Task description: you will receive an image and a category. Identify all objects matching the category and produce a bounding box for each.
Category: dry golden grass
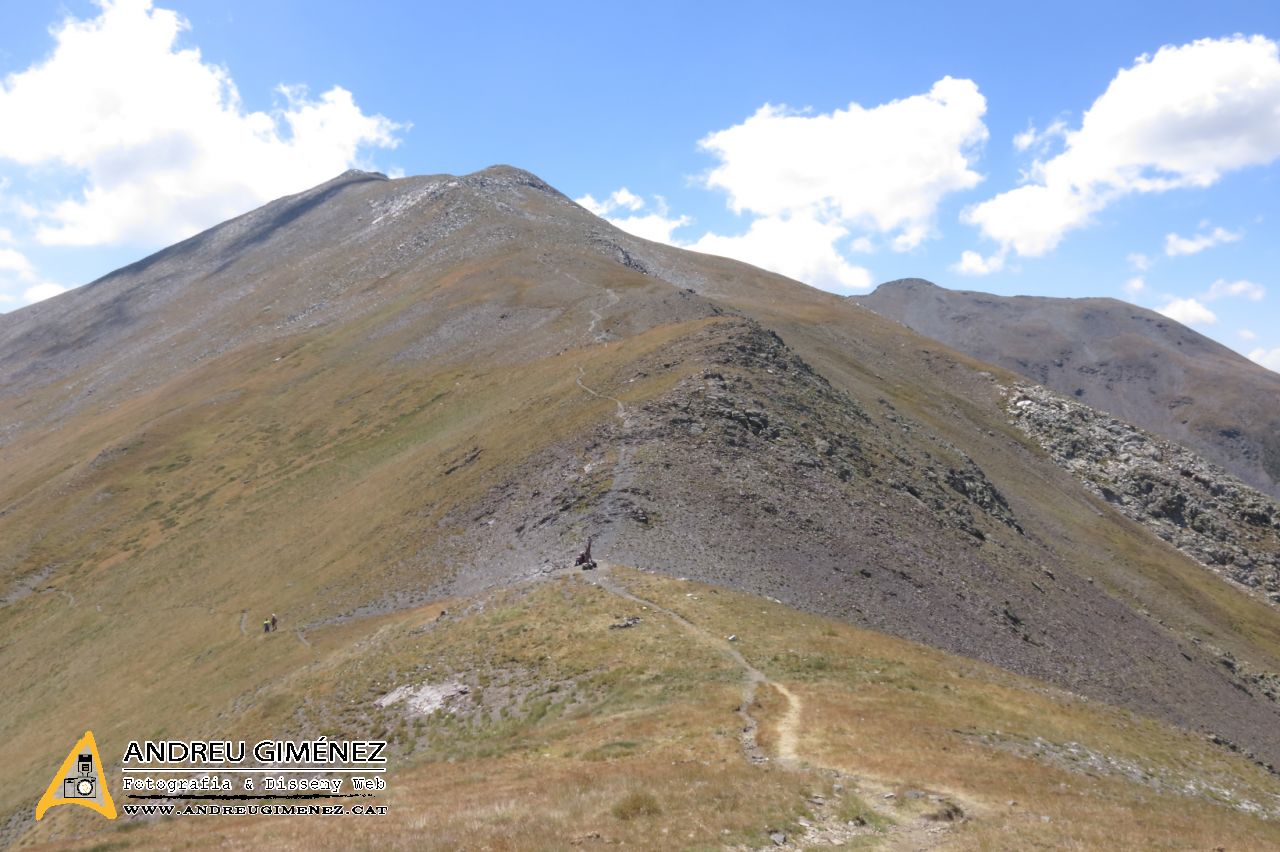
[0,309,722,829]
[21,569,1280,850]
[10,171,1280,852]
[616,569,1280,850]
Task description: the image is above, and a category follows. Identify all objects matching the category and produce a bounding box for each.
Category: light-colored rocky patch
[1006,383,1280,605]
[376,681,470,715]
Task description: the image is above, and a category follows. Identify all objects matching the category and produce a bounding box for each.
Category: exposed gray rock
[1006,384,1280,605]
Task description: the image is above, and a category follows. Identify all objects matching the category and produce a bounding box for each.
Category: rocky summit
[4,168,1280,849]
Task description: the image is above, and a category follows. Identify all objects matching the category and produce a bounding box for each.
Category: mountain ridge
[853,278,1280,498]
[4,168,1280,847]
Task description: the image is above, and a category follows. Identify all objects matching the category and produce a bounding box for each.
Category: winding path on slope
[585,288,619,343]
[573,348,633,555]
[571,282,798,768]
[589,566,973,849]
[588,564,783,766]
[569,287,971,846]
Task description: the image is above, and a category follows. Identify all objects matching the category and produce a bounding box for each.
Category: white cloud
[607,188,644,213]
[1249,347,1280,371]
[1013,119,1067,153]
[576,194,605,215]
[0,247,37,281]
[578,186,873,290]
[577,187,645,216]
[0,0,401,247]
[699,77,988,251]
[687,213,873,294]
[1123,276,1146,297]
[1204,278,1265,301]
[966,35,1280,257]
[579,78,988,295]
[602,210,691,244]
[1158,297,1217,326]
[21,282,66,304]
[0,226,14,244]
[1164,226,1242,256]
[575,189,692,244]
[951,249,1005,276]
[1127,252,1150,271]
[1239,328,1258,340]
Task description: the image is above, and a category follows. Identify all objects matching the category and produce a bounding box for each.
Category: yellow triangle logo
[35,730,116,821]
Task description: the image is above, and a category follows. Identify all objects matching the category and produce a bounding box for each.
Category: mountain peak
[328,168,390,185]
[462,164,567,199]
[873,277,940,293]
[855,279,1280,497]
[6,158,1280,846]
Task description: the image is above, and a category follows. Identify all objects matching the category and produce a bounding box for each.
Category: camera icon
[63,775,96,799]
[63,754,96,799]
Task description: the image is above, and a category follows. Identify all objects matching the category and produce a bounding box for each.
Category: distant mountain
[4,170,1280,846]
[853,278,1280,499]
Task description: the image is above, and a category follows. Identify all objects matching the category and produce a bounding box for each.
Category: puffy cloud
[0,226,14,244]
[0,248,63,305]
[1249,347,1280,371]
[602,210,691,244]
[699,77,988,251]
[0,247,36,281]
[0,0,401,247]
[577,188,645,216]
[951,249,1005,276]
[966,36,1280,257]
[1204,278,1265,301]
[1239,328,1258,341]
[1158,297,1217,326]
[576,189,692,244]
[1164,225,1242,256]
[22,282,67,304]
[1127,252,1150,271]
[577,186,874,290]
[1013,119,1067,153]
[687,213,872,294]
[578,78,988,294]
[1123,276,1146,297]
[964,179,1098,257]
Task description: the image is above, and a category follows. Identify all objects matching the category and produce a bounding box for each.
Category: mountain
[852,277,1280,499]
[4,168,1280,848]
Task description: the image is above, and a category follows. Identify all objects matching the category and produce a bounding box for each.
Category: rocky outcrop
[853,279,1280,499]
[1006,384,1280,604]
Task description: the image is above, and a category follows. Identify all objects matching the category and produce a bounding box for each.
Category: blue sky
[1,1,1279,369]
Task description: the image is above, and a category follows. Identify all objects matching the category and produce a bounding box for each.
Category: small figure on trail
[574,535,597,570]
[262,619,270,634]
[270,613,278,632]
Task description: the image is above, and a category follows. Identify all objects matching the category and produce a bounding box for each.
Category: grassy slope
[7,173,1280,849]
[24,567,1280,850]
[0,293,715,833]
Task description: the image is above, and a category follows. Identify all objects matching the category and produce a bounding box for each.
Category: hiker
[270,613,278,632]
[575,535,596,570]
[262,619,270,634]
